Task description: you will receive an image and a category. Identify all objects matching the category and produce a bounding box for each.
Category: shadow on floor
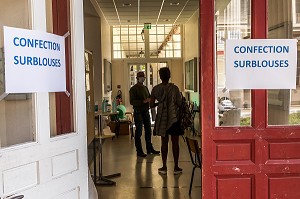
[92,135,202,199]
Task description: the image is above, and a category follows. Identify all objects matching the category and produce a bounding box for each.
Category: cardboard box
[108,120,131,135]
[119,121,131,135]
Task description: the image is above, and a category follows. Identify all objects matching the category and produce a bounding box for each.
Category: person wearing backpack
[150,67,183,175]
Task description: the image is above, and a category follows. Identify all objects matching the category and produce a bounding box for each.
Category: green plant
[240,117,251,126]
[289,112,300,124]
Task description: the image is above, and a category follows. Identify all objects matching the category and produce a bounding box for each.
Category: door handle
[5,196,24,199]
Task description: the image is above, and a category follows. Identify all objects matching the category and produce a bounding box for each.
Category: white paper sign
[4,26,66,93]
[225,39,297,89]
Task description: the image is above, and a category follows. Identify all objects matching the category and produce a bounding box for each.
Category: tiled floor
[95,134,202,199]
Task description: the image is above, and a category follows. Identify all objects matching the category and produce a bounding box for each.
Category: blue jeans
[133,109,153,154]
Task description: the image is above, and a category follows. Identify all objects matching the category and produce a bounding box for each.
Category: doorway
[129,62,168,92]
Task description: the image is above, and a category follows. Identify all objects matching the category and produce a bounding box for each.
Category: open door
[85,50,95,145]
[201,0,300,198]
[0,0,88,198]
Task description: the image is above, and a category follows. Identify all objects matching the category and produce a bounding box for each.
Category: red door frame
[201,0,300,198]
[52,0,74,134]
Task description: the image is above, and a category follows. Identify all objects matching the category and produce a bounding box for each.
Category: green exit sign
[144,23,151,29]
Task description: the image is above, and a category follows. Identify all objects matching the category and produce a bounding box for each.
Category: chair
[185,136,202,195]
[107,114,120,137]
[125,112,135,139]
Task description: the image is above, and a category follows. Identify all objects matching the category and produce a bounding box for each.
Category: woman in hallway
[150,67,183,175]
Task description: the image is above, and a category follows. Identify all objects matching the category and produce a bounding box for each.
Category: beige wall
[85,0,111,106]
[183,10,200,133]
[100,17,111,102]
[184,10,199,63]
[84,16,101,103]
[183,10,199,104]
[170,59,184,90]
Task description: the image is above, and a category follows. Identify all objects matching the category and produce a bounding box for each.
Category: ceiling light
[170,2,180,6]
[122,3,132,6]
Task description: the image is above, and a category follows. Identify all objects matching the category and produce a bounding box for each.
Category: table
[93,111,121,186]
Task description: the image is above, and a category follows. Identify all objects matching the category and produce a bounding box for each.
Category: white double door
[0,0,89,198]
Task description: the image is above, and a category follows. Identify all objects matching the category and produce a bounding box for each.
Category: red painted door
[201,0,300,198]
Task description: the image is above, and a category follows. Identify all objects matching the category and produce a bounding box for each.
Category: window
[215,0,252,127]
[267,0,300,126]
[112,25,181,58]
[49,0,74,136]
[0,0,36,148]
[112,25,145,59]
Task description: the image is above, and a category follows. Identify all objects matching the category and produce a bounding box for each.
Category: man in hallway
[129,71,160,157]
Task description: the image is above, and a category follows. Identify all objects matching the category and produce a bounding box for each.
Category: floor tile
[95,134,202,199]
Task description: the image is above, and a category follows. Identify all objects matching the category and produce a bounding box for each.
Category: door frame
[200,0,280,198]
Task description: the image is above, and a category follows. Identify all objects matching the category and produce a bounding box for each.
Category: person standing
[150,67,183,175]
[129,71,160,157]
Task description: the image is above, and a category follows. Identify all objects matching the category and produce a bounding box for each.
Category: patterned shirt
[151,83,182,136]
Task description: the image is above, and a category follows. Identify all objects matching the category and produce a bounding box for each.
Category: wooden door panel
[268,140,300,159]
[269,175,300,199]
[217,176,253,199]
[215,140,254,162]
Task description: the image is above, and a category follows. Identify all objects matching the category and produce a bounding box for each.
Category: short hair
[159,67,170,81]
[136,71,145,77]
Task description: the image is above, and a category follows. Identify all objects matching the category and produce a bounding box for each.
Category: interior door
[201,0,300,198]
[0,0,88,198]
[85,50,95,145]
[129,63,146,88]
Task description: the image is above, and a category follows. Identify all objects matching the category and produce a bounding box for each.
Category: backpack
[179,96,193,131]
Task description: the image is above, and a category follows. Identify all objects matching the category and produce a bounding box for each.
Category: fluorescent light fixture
[170,2,180,6]
[122,3,132,6]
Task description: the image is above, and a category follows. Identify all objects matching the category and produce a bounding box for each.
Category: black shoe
[137,152,147,157]
[174,167,183,175]
[147,149,160,155]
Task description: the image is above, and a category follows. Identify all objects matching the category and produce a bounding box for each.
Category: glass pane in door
[47,0,75,136]
[215,0,252,127]
[267,0,300,125]
[0,0,36,148]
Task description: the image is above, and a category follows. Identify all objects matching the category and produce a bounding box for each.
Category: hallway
[95,135,201,199]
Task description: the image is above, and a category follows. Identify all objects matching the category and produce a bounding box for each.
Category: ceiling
[92,0,199,26]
